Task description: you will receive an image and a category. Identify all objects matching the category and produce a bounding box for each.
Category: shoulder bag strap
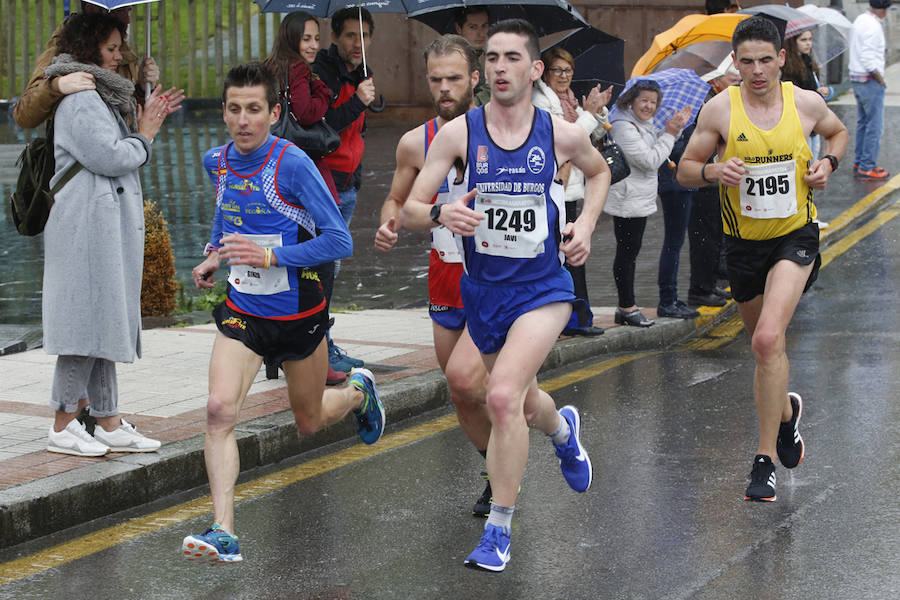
[46,111,84,196]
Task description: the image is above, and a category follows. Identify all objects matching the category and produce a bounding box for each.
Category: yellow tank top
[720,82,815,240]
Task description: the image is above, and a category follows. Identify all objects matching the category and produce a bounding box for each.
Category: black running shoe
[776,392,804,469]
[472,471,491,518]
[745,455,777,502]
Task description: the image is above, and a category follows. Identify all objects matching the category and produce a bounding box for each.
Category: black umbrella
[542,26,626,102]
[408,0,588,38]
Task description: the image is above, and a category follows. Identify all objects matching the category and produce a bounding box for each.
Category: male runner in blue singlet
[375,35,493,517]
[401,20,611,572]
[182,63,384,565]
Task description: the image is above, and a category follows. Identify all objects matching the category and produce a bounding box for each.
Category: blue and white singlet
[460,106,567,284]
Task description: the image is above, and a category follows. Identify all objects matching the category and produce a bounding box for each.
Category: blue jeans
[337,187,358,227]
[333,187,358,278]
[658,190,692,306]
[852,80,885,171]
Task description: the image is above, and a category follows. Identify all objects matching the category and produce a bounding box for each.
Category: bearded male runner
[374,35,494,517]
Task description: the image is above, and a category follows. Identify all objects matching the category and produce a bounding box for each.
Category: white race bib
[227,233,290,295]
[431,225,462,263]
[473,192,547,259]
[739,160,798,219]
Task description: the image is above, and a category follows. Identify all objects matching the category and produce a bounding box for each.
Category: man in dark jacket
[314,7,376,220]
[453,6,491,106]
[313,7,377,372]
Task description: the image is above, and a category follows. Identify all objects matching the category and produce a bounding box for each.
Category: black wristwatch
[430,204,442,225]
[824,154,839,172]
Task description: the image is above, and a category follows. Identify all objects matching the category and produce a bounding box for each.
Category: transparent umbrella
[796,3,852,66]
[650,40,734,79]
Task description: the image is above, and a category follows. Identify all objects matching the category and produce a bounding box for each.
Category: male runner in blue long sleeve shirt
[182,63,384,565]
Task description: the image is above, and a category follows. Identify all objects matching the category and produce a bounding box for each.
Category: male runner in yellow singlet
[678,17,848,501]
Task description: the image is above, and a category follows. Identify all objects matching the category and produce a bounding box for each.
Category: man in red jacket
[313,7,378,373]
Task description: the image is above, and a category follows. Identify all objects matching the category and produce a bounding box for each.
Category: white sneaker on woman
[93,418,161,452]
[47,420,110,457]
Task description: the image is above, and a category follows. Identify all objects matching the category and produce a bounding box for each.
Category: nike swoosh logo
[308,324,320,335]
[495,545,510,563]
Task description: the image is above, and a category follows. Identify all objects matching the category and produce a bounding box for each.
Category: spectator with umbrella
[532,46,612,335]
[313,7,379,374]
[453,6,492,105]
[604,80,692,327]
[781,28,834,159]
[13,0,171,130]
[43,11,175,457]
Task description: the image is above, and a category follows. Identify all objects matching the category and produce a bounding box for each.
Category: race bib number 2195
[739,160,798,219]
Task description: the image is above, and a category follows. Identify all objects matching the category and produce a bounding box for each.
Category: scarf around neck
[44,53,137,123]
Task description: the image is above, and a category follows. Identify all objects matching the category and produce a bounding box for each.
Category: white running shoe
[93,418,161,452]
[47,420,110,457]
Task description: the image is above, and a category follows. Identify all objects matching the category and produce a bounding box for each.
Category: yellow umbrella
[631,13,749,77]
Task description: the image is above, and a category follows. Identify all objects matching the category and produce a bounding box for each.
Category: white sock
[549,412,571,445]
[486,503,514,532]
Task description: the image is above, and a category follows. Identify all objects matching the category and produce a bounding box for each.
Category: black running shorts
[724,221,821,303]
[213,302,327,365]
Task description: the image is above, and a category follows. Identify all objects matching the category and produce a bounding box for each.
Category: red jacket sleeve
[289,61,331,126]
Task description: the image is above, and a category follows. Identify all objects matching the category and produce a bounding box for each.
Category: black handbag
[599,135,630,185]
[271,75,340,158]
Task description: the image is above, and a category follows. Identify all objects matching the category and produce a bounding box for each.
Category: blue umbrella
[608,68,709,133]
[408,0,587,38]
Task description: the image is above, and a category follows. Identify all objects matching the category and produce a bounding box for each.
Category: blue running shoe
[329,340,364,372]
[182,524,242,564]
[349,368,384,445]
[465,524,511,572]
[553,405,592,492]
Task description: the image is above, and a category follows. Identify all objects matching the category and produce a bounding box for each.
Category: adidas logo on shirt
[737,133,749,142]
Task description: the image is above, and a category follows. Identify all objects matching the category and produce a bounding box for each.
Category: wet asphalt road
[0,200,896,598]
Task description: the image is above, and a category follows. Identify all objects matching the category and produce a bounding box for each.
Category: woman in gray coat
[43,12,173,456]
[604,81,691,327]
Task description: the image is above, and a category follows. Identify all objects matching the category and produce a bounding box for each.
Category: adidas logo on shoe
[736,132,749,142]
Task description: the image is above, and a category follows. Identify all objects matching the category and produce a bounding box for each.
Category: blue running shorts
[460,268,576,355]
[429,303,467,331]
